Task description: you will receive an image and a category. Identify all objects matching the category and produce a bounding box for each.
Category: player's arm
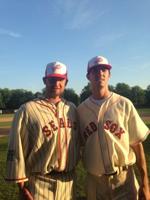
[18,182,34,200]
[131,142,150,200]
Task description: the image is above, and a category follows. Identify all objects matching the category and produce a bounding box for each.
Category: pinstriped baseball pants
[86,166,139,200]
[20,173,76,200]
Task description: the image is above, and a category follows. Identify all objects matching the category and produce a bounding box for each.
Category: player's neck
[45,96,61,104]
[92,88,111,100]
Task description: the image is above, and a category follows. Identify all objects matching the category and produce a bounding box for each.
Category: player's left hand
[138,185,150,200]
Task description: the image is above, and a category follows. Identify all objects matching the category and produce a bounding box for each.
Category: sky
[0,0,150,95]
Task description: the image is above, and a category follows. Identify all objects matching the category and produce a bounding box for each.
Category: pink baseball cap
[87,56,112,74]
[44,61,68,79]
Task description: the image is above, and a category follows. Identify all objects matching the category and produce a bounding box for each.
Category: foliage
[131,86,146,106]
[115,83,131,99]
[0,88,35,110]
[0,137,19,200]
[80,83,91,103]
[0,83,150,110]
[79,82,150,107]
[63,88,80,106]
[145,85,150,107]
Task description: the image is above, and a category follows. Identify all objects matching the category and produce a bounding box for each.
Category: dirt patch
[0,117,13,122]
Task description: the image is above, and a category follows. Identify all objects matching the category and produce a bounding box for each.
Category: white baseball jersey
[6,98,79,183]
[77,92,149,177]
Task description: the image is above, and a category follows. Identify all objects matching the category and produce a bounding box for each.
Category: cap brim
[46,74,67,79]
[87,64,112,74]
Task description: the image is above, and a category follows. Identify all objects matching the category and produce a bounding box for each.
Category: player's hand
[20,187,34,200]
[138,185,150,200]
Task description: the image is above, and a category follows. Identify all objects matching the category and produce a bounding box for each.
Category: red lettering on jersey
[49,120,58,131]
[83,122,97,141]
[67,118,72,128]
[104,120,125,139]
[42,125,52,137]
[85,126,92,135]
[59,118,65,128]
[103,120,111,130]
[110,123,118,133]
[89,122,97,132]
[115,127,125,139]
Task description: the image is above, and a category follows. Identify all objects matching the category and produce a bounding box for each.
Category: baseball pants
[86,166,139,200]
[19,172,76,200]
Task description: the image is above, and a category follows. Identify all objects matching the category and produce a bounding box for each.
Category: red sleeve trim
[5,177,28,183]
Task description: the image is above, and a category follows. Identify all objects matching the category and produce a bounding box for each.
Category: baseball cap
[44,61,68,79]
[87,56,112,74]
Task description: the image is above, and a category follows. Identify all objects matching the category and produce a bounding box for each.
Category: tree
[80,83,91,103]
[109,85,116,92]
[131,86,146,107]
[0,88,12,109]
[63,88,79,106]
[145,85,150,107]
[6,89,35,109]
[0,91,4,109]
[115,83,131,100]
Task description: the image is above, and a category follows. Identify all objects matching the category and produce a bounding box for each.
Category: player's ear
[65,80,68,86]
[43,77,46,84]
[86,73,90,80]
[109,70,111,78]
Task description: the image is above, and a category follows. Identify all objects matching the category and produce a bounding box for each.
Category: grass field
[0,109,150,199]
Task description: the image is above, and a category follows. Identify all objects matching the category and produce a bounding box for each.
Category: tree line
[0,83,150,111]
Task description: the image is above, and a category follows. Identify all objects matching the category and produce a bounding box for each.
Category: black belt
[32,170,75,182]
[47,169,75,176]
[104,166,129,176]
[104,171,117,176]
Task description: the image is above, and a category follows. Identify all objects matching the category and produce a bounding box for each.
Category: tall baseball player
[77,55,150,200]
[6,61,79,200]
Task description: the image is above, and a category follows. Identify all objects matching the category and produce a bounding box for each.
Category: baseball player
[77,55,150,200]
[6,61,79,200]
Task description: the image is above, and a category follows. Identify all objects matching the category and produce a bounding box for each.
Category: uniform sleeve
[128,103,149,145]
[5,105,29,183]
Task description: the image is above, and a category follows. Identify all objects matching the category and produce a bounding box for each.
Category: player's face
[88,66,110,89]
[45,77,67,98]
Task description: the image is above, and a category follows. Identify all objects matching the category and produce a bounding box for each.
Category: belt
[32,169,75,182]
[104,166,129,176]
[47,169,75,176]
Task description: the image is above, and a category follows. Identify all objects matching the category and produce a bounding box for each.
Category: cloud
[0,28,22,38]
[51,0,107,29]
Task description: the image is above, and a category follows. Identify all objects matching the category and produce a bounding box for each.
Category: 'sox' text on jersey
[104,120,125,139]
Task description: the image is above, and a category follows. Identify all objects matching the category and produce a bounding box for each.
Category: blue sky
[0,0,150,95]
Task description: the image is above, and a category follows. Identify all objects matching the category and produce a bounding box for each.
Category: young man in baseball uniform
[77,55,150,200]
[6,61,79,200]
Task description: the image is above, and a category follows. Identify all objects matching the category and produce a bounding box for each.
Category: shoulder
[113,92,133,106]
[16,98,41,114]
[77,98,90,110]
[62,99,77,110]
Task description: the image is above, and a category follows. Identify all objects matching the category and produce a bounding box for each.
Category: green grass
[0,137,19,200]
[138,108,150,115]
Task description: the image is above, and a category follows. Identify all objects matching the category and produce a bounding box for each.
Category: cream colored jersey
[77,92,149,176]
[6,98,79,183]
